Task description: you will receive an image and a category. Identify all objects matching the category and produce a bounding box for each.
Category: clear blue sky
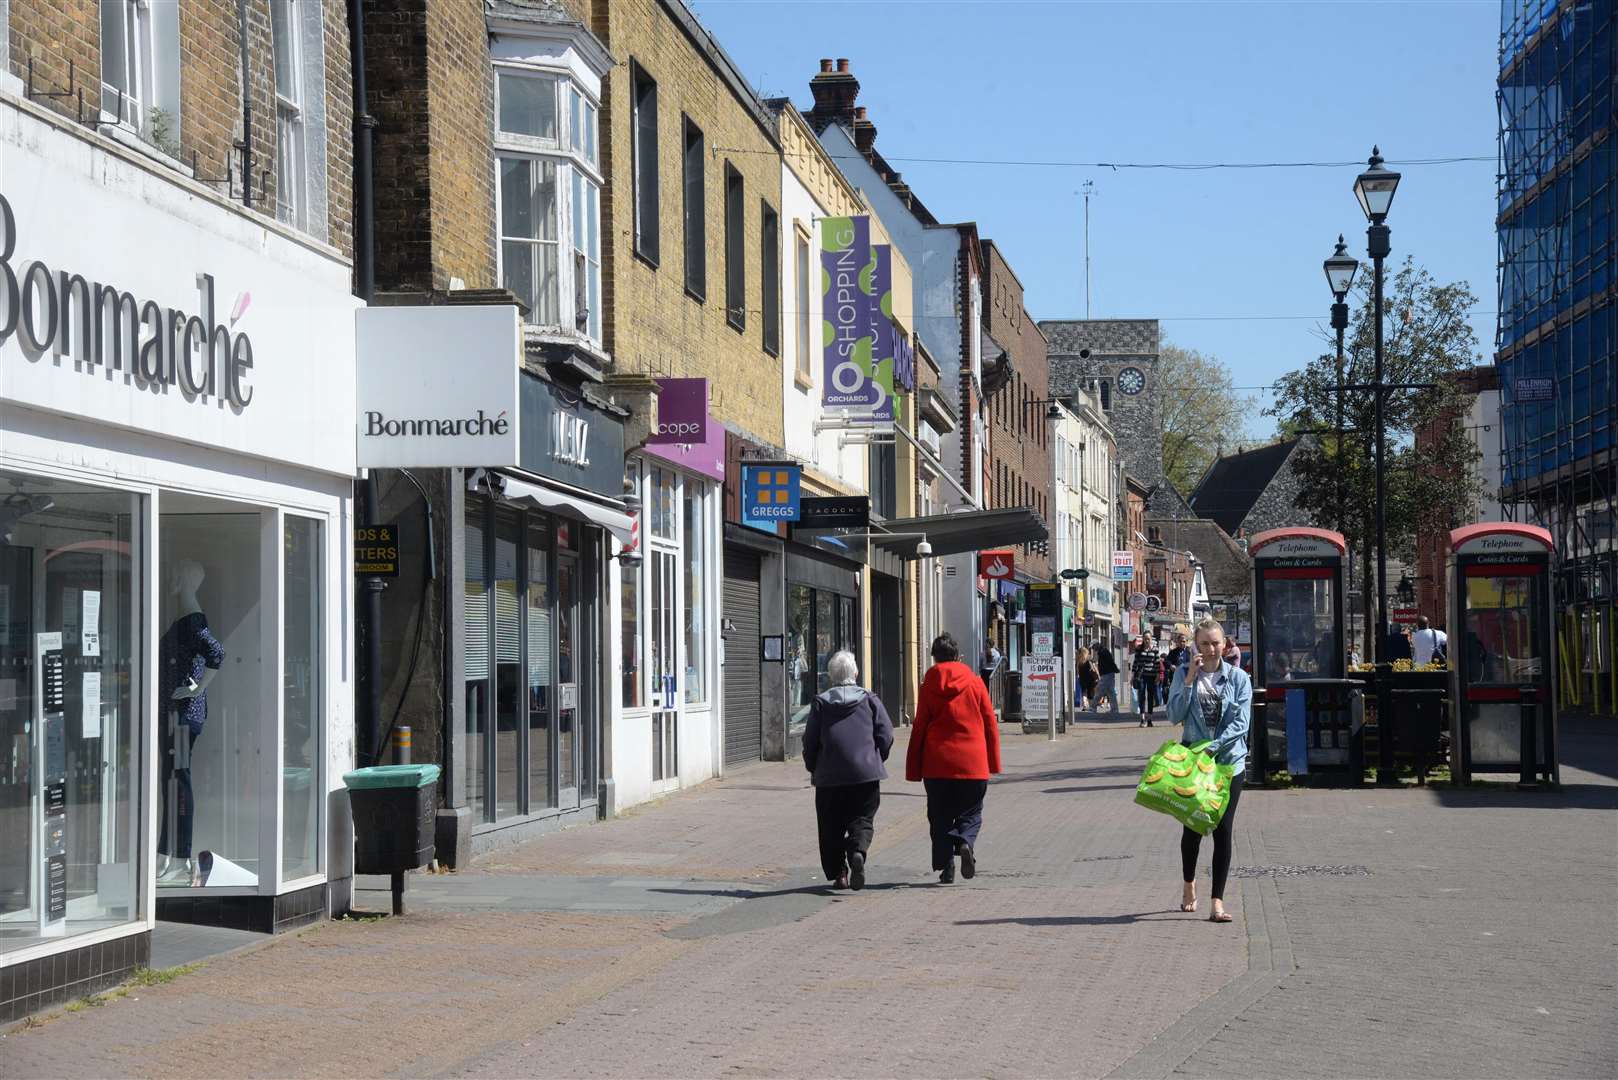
[688,0,1501,439]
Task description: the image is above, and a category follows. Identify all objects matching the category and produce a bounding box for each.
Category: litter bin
[342,763,441,914]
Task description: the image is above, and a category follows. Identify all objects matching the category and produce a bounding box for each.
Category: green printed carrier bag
[1133,740,1238,836]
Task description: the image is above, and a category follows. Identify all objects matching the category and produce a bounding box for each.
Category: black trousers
[158,728,198,859]
[923,778,988,871]
[1181,774,1244,900]
[814,781,881,881]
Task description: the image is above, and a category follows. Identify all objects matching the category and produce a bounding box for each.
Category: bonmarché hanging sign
[0,192,256,408]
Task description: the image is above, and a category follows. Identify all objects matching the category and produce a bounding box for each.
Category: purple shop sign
[649,377,709,444]
[819,216,880,412]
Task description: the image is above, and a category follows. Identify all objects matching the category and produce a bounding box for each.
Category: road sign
[1112,550,1135,582]
[1515,376,1555,403]
[1145,595,1162,613]
[1128,592,1148,611]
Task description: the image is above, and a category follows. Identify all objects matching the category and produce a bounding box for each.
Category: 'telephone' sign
[742,465,801,524]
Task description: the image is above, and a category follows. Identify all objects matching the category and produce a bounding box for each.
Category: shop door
[871,573,902,723]
[722,549,763,767]
[650,549,679,785]
[556,553,580,811]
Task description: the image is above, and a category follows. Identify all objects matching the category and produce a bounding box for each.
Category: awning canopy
[871,507,1047,560]
[500,473,634,545]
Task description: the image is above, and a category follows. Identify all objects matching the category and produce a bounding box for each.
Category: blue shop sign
[742,465,801,525]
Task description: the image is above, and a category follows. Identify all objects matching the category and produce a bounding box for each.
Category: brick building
[3,0,362,1014]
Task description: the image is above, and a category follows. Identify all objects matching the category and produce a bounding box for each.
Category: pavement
[2,712,1614,1079]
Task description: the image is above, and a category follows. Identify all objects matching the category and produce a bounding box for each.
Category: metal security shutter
[722,548,763,766]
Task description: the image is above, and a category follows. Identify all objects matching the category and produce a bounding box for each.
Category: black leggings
[1180,773,1244,900]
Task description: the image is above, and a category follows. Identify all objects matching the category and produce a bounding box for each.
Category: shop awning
[870,507,1047,560]
[500,473,635,545]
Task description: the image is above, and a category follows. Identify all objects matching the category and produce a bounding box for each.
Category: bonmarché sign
[1,192,257,408]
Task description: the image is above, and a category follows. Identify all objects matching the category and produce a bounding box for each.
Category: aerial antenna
[1082,180,1096,319]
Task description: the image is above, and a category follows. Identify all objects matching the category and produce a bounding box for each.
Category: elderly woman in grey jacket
[803,651,894,890]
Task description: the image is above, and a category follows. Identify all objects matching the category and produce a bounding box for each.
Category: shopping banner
[819,216,883,413]
[867,245,897,422]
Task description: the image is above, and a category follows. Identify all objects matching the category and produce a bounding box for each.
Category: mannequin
[157,559,225,885]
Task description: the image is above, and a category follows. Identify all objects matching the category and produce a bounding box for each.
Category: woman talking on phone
[1165,617,1252,923]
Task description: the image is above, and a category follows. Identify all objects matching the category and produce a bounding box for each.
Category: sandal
[1179,892,1197,913]
[1208,910,1233,923]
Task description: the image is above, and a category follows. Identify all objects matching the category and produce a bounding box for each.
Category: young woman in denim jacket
[1165,617,1251,923]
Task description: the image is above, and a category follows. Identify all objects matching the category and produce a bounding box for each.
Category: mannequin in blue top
[1165,617,1251,924]
[158,559,226,884]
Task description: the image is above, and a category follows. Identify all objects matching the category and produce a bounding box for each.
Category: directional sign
[1022,655,1061,715]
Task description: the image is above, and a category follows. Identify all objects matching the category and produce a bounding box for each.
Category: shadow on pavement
[997,764,1143,785]
[954,912,1183,927]
[1043,784,1141,794]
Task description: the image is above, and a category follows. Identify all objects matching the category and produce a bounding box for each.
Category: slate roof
[485,0,579,26]
[1147,516,1251,598]
[1146,484,1196,519]
[1038,319,1160,357]
[1187,439,1300,535]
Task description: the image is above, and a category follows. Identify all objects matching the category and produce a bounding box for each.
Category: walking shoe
[848,851,866,891]
[956,842,976,880]
[939,862,955,884]
[833,873,849,889]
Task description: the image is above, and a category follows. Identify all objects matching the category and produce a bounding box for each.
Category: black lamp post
[1353,146,1401,661]
[1323,235,1360,542]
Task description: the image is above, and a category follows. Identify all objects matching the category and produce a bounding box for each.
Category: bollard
[392,725,412,765]
[1375,664,1398,784]
[1518,686,1538,787]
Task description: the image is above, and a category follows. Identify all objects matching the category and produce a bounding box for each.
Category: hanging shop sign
[648,377,709,444]
[1,122,358,477]
[518,373,627,494]
[894,328,916,394]
[354,524,400,578]
[357,305,521,468]
[742,464,802,524]
[979,550,1015,580]
[819,216,885,415]
[1112,550,1136,581]
[797,496,869,529]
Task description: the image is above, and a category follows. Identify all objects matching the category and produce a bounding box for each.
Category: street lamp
[1353,146,1400,663]
[1324,235,1359,611]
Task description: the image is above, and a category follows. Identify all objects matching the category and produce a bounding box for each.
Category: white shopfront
[1,96,356,1002]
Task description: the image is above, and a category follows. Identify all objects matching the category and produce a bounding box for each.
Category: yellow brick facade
[592,0,783,445]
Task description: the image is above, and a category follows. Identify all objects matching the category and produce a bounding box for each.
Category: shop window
[650,467,676,541]
[683,480,708,704]
[528,515,553,810]
[464,497,489,823]
[683,118,706,299]
[270,0,307,229]
[786,583,858,732]
[282,515,322,883]
[1,471,141,954]
[621,464,644,709]
[495,66,603,343]
[157,505,263,888]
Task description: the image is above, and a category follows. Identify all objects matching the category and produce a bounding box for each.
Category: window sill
[763,342,780,359]
[726,314,745,334]
[101,117,195,179]
[633,247,660,271]
[794,372,814,392]
[685,285,706,305]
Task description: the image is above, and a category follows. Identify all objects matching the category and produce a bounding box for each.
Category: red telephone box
[1447,523,1557,785]
[1250,528,1348,688]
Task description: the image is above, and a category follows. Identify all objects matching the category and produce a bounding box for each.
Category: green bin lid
[342,764,442,790]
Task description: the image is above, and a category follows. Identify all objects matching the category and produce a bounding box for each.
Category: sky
[687,0,1502,439]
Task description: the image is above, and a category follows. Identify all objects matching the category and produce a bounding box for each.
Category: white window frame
[271,0,308,230]
[494,63,603,346]
[100,0,155,132]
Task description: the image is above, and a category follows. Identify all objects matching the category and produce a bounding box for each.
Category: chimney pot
[819,58,833,73]
[837,58,850,72]
[854,106,867,119]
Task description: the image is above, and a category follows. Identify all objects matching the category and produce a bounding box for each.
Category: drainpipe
[348,0,381,761]
[236,0,253,207]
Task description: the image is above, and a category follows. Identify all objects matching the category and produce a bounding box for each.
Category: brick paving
[3,719,1614,1079]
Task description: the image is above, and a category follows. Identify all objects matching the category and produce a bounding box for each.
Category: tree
[1158,344,1251,495]
[1268,257,1485,655]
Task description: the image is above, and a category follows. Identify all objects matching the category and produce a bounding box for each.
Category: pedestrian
[1092,639,1121,715]
[1163,633,1189,703]
[1132,636,1161,724]
[1166,617,1252,924]
[1076,646,1099,710]
[1411,615,1448,667]
[802,651,894,891]
[907,632,1002,884]
[1223,637,1244,672]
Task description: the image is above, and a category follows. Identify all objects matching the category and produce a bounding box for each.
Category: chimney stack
[852,105,877,155]
[807,57,860,133]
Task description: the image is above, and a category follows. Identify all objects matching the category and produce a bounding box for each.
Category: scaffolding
[1496,0,1616,715]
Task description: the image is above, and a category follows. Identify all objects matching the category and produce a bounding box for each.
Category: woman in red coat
[906,632,1002,883]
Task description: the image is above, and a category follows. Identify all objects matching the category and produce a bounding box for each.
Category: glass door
[556,553,579,810]
[650,549,678,784]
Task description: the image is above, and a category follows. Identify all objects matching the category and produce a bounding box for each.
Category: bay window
[495,65,603,344]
